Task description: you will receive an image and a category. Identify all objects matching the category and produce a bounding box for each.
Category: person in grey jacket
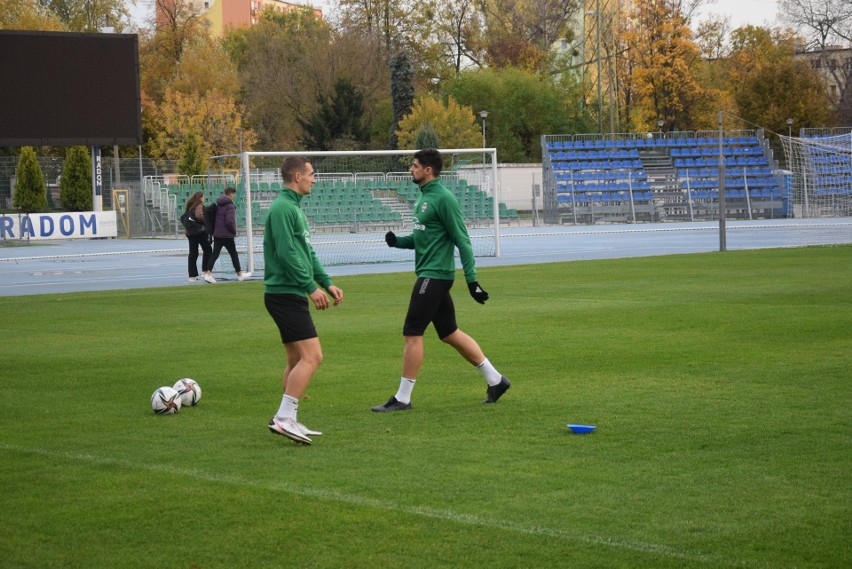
[208,186,251,282]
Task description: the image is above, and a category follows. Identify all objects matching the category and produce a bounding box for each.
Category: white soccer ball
[173,378,202,407]
[151,386,182,415]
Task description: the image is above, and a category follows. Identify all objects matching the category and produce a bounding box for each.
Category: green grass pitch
[1,246,850,568]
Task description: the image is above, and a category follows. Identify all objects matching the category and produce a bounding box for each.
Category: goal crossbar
[208,148,500,273]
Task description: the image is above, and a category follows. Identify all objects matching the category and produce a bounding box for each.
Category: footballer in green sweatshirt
[264,157,343,446]
[392,177,477,284]
[373,148,511,413]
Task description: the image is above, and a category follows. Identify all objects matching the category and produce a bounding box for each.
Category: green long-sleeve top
[263,188,333,296]
[393,178,477,283]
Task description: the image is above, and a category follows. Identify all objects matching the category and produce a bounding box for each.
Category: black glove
[468,281,489,304]
[385,231,397,247]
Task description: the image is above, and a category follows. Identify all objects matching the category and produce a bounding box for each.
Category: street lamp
[479,110,488,148]
[657,119,664,138]
[786,118,793,138]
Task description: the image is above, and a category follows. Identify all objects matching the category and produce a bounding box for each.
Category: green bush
[13,146,48,213]
[60,146,93,211]
[178,133,205,177]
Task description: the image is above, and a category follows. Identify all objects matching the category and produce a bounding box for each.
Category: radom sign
[1,211,118,240]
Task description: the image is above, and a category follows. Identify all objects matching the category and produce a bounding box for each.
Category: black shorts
[265,293,318,344]
[403,278,458,339]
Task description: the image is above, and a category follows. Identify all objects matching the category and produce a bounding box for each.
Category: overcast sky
[698,0,779,29]
[128,0,780,33]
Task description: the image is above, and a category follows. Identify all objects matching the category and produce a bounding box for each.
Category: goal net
[206,149,500,274]
[779,131,852,218]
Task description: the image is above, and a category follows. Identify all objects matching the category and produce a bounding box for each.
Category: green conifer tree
[414,122,440,150]
[13,147,48,214]
[178,133,205,177]
[60,146,93,211]
[389,52,414,149]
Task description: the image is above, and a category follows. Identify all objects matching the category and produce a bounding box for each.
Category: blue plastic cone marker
[567,424,597,434]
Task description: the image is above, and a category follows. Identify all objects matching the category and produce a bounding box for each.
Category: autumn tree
[138,2,252,161]
[621,0,719,132]
[139,0,208,104]
[445,67,581,161]
[147,89,255,166]
[780,0,852,122]
[170,39,241,99]
[14,147,48,213]
[780,0,852,47]
[478,0,581,70]
[38,0,132,32]
[226,10,328,149]
[298,78,370,151]
[59,146,92,211]
[728,26,832,131]
[229,8,388,150]
[395,96,480,150]
[323,28,392,147]
[433,0,486,73]
[335,0,459,83]
[0,0,66,30]
[694,17,732,61]
[336,0,435,60]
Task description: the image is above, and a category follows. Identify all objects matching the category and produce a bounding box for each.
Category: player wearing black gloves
[467,281,489,304]
[372,149,510,412]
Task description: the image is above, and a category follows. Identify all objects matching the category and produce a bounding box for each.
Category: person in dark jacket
[208,186,251,281]
[183,191,214,283]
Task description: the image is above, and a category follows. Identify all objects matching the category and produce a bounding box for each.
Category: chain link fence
[0,155,180,238]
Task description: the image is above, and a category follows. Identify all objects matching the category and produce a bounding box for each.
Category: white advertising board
[0,211,118,240]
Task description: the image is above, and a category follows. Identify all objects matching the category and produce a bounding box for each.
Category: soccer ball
[151,386,182,415]
[173,378,202,407]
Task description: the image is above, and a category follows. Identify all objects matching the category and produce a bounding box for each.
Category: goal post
[779,131,852,218]
[205,148,501,274]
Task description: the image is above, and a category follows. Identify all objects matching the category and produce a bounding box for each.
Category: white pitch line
[498,220,852,239]
[0,248,186,262]
[0,443,759,568]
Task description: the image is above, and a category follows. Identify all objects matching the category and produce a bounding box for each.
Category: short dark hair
[224,186,236,196]
[413,148,442,176]
[281,157,310,183]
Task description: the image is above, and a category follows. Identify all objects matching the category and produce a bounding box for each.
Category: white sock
[476,358,503,386]
[394,377,416,404]
[275,394,299,421]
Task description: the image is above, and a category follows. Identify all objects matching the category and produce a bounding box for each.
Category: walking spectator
[182,191,214,283]
[209,186,251,282]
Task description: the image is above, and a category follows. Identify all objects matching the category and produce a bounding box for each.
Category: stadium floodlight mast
[586,3,603,133]
[718,111,727,251]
